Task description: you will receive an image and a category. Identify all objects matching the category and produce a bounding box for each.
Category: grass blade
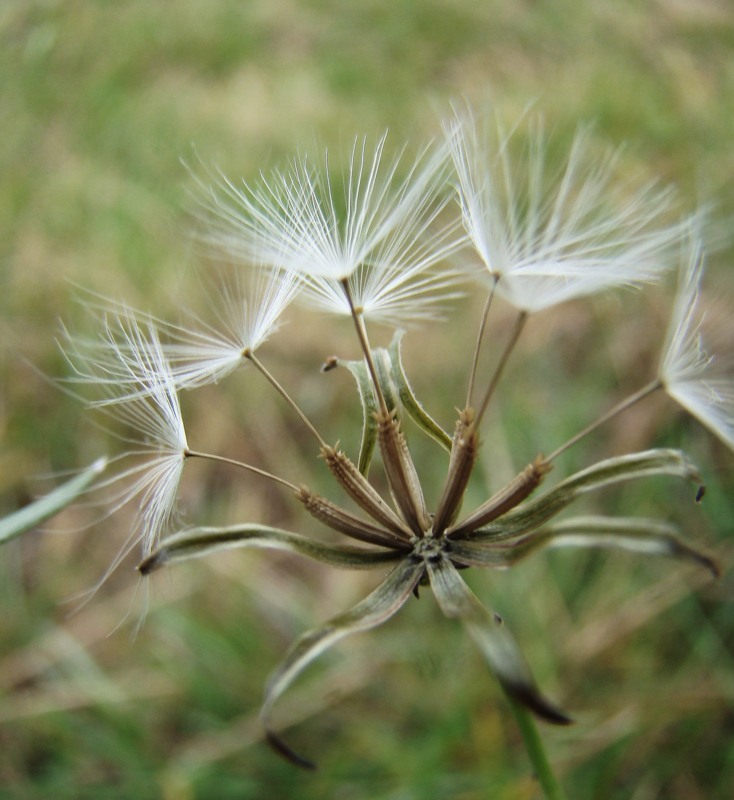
[0,457,107,545]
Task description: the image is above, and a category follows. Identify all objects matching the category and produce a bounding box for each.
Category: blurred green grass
[2,1,734,798]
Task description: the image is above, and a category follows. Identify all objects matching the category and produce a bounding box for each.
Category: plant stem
[505,693,568,800]
[473,309,528,429]
[245,351,327,448]
[545,379,662,463]
[465,278,498,409]
[340,278,390,417]
[185,449,300,493]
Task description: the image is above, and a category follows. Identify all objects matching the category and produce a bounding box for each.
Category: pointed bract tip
[507,683,574,726]
[697,552,720,580]
[137,552,162,576]
[266,730,317,770]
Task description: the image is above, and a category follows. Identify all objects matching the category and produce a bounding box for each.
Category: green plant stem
[505,693,568,800]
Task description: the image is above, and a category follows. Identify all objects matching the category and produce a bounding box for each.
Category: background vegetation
[1,1,733,798]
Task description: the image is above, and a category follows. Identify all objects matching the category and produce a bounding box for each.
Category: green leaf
[261,556,424,768]
[427,555,571,725]
[449,515,719,576]
[461,449,701,542]
[388,330,451,451]
[0,457,107,545]
[138,524,404,575]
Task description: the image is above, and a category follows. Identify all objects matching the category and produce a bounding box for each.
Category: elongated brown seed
[321,445,412,539]
[432,409,479,535]
[296,487,411,550]
[376,410,430,536]
[447,455,552,538]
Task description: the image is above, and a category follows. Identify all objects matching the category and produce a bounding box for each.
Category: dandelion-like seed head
[195,135,467,325]
[445,107,688,312]
[66,314,190,554]
[159,265,303,389]
[23,106,729,776]
[660,236,734,449]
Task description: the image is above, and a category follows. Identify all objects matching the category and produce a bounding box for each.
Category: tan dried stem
[244,350,327,448]
[465,278,499,409]
[185,449,300,492]
[339,278,389,417]
[473,309,529,430]
[545,379,663,463]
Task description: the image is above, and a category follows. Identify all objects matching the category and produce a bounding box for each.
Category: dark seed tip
[535,702,574,727]
[137,554,158,575]
[507,684,574,726]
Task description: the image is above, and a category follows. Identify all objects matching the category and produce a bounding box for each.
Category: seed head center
[413,535,445,563]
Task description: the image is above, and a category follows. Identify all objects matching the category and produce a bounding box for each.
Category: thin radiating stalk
[474,309,528,428]
[506,692,569,800]
[545,380,662,463]
[340,278,390,416]
[465,278,498,409]
[186,449,300,493]
[245,351,328,448]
